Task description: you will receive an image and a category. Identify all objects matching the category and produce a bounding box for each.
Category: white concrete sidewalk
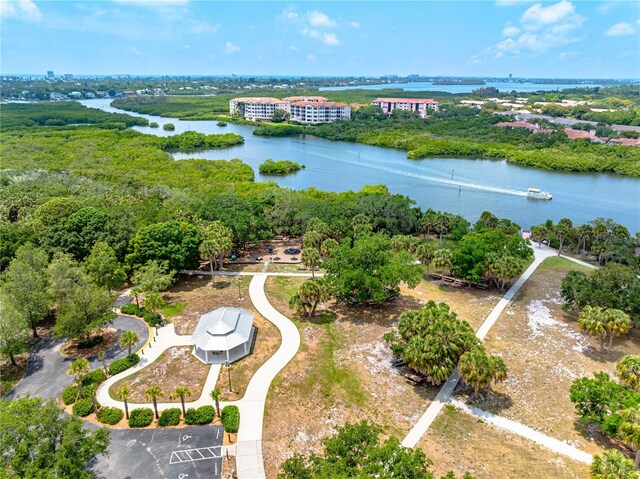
[402,245,556,448]
[449,399,593,464]
[96,324,222,411]
[180,269,322,278]
[233,274,301,479]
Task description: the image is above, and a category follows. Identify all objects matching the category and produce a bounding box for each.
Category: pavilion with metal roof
[191,307,255,364]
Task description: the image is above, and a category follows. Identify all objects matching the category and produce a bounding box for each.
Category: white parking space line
[169,447,222,465]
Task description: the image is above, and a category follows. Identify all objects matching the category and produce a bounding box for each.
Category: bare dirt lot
[109,346,210,403]
[261,275,501,478]
[473,257,640,455]
[420,405,590,479]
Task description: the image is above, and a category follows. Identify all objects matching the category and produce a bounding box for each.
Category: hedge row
[158,408,181,427]
[120,304,146,316]
[109,354,140,375]
[184,406,215,425]
[62,386,80,405]
[82,369,107,386]
[128,408,154,428]
[97,407,124,425]
[72,398,94,417]
[221,405,240,433]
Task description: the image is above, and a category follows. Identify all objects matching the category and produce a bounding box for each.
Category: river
[80,99,640,232]
[320,81,615,94]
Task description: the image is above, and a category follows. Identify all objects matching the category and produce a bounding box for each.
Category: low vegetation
[128,407,154,427]
[258,159,304,175]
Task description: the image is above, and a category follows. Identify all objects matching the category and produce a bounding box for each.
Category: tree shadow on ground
[455,386,514,414]
[329,295,425,328]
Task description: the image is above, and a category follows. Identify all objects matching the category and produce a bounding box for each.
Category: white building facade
[229,97,289,121]
[372,97,439,118]
[289,101,351,124]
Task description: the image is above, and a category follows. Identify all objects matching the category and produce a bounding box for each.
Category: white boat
[527,188,552,200]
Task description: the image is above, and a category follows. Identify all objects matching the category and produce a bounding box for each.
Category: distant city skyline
[1,1,639,79]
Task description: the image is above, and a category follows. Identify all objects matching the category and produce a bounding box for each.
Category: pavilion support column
[206,350,209,363]
[226,350,230,363]
[244,342,247,354]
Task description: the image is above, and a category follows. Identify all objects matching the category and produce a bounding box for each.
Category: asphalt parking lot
[93,425,224,479]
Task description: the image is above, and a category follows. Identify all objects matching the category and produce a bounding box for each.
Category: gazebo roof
[191,307,254,352]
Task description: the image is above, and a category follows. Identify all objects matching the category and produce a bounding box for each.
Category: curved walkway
[5,315,148,401]
[232,274,301,479]
[96,325,224,411]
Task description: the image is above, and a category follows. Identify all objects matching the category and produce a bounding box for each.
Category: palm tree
[98,350,109,377]
[303,230,322,254]
[458,348,507,399]
[617,355,640,391]
[590,449,637,479]
[576,224,592,254]
[433,213,452,244]
[131,287,142,308]
[116,385,130,420]
[321,238,339,258]
[578,306,607,350]
[85,383,98,413]
[120,330,139,356]
[144,293,165,314]
[145,386,164,419]
[301,248,321,279]
[433,249,453,276]
[554,218,574,256]
[619,407,640,470]
[174,387,192,417]
[297,279,329,317]
[419,210,437,239]
[210,388,222,418]
[67,358,90,400]
[603,309,632,352]
[415,243,435,274]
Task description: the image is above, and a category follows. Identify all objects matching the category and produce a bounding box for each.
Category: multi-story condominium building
[289,101,351,124]
[372,97,439,118]
[282,96,329,103]
[229,97,289,121]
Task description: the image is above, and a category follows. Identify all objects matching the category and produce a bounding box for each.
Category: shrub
[77,335,104,349]
[163,123,175,131]
[158,407,181,427]
[143,313,162,327]
[149,122,159,128]
[82,369,107,386]
[97,407,124,425]
[184,405,215,425]
[217,121,227,127]
[62,385,79,405]
[221,405,240,433]
[120,304,146,317]
[128,408,154,427]
[109,354,140,375]
[72,398,94,417]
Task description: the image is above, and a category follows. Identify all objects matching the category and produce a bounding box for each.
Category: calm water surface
[320,81,613,94]
[81,99,640,232]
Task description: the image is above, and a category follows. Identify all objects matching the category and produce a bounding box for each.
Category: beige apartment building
[372,97,439,118]
[289,101,351,124]
[229,97,289,120]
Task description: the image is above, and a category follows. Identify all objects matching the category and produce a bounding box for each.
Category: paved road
[93,425,224,479]
[5,315,148,400]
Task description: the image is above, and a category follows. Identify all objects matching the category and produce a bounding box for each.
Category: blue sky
[1,0,638,78]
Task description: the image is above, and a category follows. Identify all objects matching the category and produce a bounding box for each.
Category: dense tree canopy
[324,233,423,304]
[0,396,110,478]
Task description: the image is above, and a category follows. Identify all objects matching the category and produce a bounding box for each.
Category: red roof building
[372,97,439,118]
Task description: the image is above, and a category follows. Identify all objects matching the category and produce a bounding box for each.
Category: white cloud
[301,27,340,46]
[349,20,360,28]
[503,25,520,36]
[558,51,576,60]
[605,22,636,36]
[521,1,576,27]
[189,20,219,35]
[0,0,42,22]
[307,53,316,61]
[130,46,142,55]
[224,41,240,54]
[308,10,335,27]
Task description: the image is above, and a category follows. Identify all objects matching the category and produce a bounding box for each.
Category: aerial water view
[2,1,640,478]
